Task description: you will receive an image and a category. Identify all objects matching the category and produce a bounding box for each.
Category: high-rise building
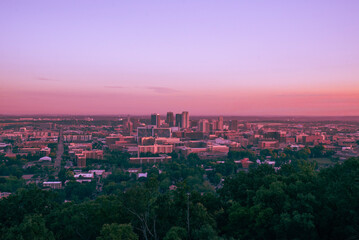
[166,112,175,127]
[230,119,238,131]
[124,116,133,134]
[175,113,182,128]
[151,113,160,127]
[199,119,210,133]
[217,116,223,130]
[181,111,189,129]
[210,120,217,133]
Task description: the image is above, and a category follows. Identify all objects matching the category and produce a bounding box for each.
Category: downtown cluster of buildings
[104,112,359,164]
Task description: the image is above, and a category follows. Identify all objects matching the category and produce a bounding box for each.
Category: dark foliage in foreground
[1,158,359,240]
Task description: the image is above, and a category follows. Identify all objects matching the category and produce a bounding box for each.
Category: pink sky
[1,1,359,116]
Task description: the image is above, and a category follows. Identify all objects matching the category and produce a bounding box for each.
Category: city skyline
[1,1,359,116]
[2,2,359,239]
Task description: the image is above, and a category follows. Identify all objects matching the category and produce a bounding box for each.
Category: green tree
[228,150,256,161]
[3,214,55,240]
[0,188,60,238]
[163,227,187,240]
[296,147,311,159]
[64,181,96,202]
[97,223,138,240]
[187,153,200,167]
[0,176,25,192]
[311,144,325,158]
[123,184,159,240]
[106,151,131,168]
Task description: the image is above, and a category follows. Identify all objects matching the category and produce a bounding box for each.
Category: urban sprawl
[1,112,358,198]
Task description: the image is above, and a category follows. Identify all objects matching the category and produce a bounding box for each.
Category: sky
[1,0,359,116]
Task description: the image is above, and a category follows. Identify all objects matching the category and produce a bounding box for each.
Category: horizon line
[1,114,359,118]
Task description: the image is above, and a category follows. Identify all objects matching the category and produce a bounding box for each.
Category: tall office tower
[199,119,210,133]
[166,112,175,127]
[151,113,160,127]
[124,116,133,133]
[175,113,182,128]
[230,119,238,131]
[181,111,190,129]
[210,120,217,133]
[217,116,224,130]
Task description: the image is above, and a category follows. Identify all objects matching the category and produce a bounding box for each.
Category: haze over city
[1,0,359,116]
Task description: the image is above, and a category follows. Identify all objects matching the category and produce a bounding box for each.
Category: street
[55,128,64,176]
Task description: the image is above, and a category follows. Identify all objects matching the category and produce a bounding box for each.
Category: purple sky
[1,1,359,115]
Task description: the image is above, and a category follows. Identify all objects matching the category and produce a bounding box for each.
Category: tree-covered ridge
[1,157,359,240]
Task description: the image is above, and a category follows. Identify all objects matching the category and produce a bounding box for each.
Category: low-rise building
[138,144,173,154]
[0,192,11,199]
[130,155,172,164]
[43,181,62,189]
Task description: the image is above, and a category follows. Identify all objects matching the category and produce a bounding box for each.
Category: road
[55,128,64,176]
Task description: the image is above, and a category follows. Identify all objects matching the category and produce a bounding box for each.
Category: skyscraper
[151,113,160,127]
[230,119,238,131]
[166,112,175,127]
[124,115,133,134]
[181,111,189,129]
[210,120,217,133]
[199,119,210,133]
[217,116,223,130]
[175,113,182,128]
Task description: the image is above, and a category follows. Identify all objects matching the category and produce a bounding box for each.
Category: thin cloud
[104,86,125,89]
[275,93,329,97]
[145,86,180,94]
[38,77,60,82]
